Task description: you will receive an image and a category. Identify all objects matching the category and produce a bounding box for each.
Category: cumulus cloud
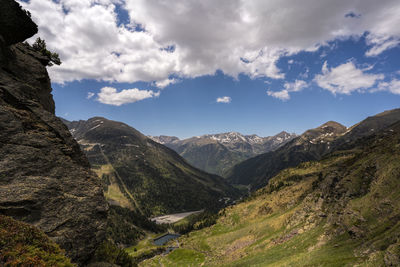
[377,79,400,94]
[267,80,308,101]
[314,61,384,95]
[87,92,95,99]
[97,87,159,106]
[154,78,178,88]
[19,0,400,85]
[216,96,232,103]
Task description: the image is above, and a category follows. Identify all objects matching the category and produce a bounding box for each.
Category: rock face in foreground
[0,0,108,265]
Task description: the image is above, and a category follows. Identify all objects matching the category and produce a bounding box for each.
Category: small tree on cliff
[32,37,61,66]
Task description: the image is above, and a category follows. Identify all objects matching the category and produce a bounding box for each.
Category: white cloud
[366,37,400,57]
[216,96,232,103]
[364,3,400,56]
[19,0,400,85]
[267,80,308,101]
[87,92,95,99]
[377,79,400,95]
[97,87,159,106]
[314,61,384,95]
[267,90,290,101]
[154,78,178,88]
[284,80,308,92]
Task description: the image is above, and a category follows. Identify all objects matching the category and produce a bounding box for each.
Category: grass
[141,249,205,267]
[0,215,74,266]
[125,233,159,257]
[93,164,134,209]
[92,163,114,177]
[138,130,400,266]
[105,181,133,208]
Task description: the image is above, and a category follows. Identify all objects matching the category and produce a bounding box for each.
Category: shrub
[32,37,61,66]
[0,215,74,266]
[92,240,137,267]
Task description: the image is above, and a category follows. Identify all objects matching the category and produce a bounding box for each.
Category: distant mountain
[226,121,347,189]
[64,117,239,217]
[150,131,296,176]
[150,135,180,144]
[226,109,400,190]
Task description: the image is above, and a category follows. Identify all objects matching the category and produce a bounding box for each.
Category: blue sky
[21,0,400,138]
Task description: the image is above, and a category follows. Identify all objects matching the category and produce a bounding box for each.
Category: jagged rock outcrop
[0,0,108,265]
[0,0,38,46]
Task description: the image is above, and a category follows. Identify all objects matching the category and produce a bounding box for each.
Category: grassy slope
[0,215,74,266]
[140,122,400,266]
[66,117,239,216]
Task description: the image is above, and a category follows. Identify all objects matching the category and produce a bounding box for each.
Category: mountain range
[63,117,239,217]
[150,131,296,176]
[141,110,400,266]
[226,109,400,190]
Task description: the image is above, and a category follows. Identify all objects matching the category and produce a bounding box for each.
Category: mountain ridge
[64,117,240,216]
[150,130,297,176]
[226,109,400,190]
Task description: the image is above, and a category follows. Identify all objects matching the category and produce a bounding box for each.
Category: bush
[32,37,61,66]
[0,215,74,266]
[106,205,165,246]
[92,240,137,267]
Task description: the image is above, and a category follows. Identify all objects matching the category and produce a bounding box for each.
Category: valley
[62,109,400,266]
[1,1,400,266]
[139,115,400,266]
[61,109,400,266]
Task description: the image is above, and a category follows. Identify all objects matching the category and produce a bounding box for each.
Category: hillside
[141,120,400,266]
[226,121,347,189]
[0,215,74,266]
[64,117,239,216]
[150,131,296,176]
[227,109,400,190]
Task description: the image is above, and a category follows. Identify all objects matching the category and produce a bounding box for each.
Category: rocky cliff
[0,0,108,265]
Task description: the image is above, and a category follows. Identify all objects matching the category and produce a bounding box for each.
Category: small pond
[153,233,181,246]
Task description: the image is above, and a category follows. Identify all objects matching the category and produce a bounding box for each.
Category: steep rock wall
[0,0,108,265]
